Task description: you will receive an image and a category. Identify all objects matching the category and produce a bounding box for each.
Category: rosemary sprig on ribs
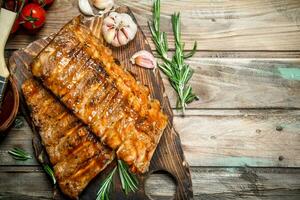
[96,166,117,200]
[149,0,198,113]
[96,160,139,199]
[118,160,139,195]
[8,147,32,161]
[43,164,56,185]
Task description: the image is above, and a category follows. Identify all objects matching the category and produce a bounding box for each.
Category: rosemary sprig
[96,166,117,200]
[43,164,56,185]
[117,160,138,195]
[96,160,139,200]
[8,147,32,161]
[149,0,198,113]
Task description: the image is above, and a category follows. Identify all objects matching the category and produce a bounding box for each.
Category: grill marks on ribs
[31,17,168,173]
[22,79,114,199]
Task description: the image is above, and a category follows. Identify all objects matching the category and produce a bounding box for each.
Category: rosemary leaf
[12,116,24,129]
[8,147,32,161]
[184,41,197,59]
[149,0,198,113]
[117,160,138,195]
[43,164,56,185]
[96,166,117,200]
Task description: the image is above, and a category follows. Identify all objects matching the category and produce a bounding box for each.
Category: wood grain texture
[164,56,300,109]
[5,0,300,51]
[147,167,300,200]
[0,122,38,166]
[8,7,193,200]
[1,166,299,200]
[175,110,300,167]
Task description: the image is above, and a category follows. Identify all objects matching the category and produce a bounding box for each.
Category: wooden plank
[146,167,300,200]
[124,0,300,51]
[173,109,300,116]
[163,55,300,109]
[0,166,299,199]
[174,110,300,167]
[0,116,38,166]
[5,0,300,51]
[2,111,300,167]
[0,166,53,200]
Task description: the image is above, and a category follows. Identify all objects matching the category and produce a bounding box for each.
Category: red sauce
[0,83,14,125]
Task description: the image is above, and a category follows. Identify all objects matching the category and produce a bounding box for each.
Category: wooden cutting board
[8,6,193,200]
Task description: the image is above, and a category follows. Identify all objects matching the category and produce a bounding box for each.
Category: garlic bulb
[92,0,114,10]
[102,12,137,47]
[130,50,156,69]
[78,0,95,16]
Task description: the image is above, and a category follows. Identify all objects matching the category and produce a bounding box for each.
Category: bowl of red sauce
[0,78,19,133]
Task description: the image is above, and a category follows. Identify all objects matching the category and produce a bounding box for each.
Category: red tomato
[20,4,46,30]
[32,0,55,7]
[11,18,21,34]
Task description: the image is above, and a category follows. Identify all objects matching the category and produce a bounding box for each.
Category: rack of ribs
[22,79,115,199]
[30,16,168,173]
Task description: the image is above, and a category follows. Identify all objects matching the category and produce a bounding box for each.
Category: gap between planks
[5,49,300,59]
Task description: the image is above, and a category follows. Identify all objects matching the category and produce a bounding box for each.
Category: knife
[0,8,17,108]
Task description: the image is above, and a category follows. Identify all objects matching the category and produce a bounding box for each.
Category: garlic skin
[130,50,157,69]
[78,0,95,16]
[102,12,137,47]
[92,0,114,10]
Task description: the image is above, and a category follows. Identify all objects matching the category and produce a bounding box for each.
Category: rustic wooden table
[1,0,300,199]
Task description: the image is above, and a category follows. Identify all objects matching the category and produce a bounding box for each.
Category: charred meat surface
[31,17,168,173]
[22,79,114,199]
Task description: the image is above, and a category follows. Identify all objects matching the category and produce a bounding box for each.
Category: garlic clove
[117,31,128,46]
[120,14,137,39]
[103,16,115,26]
[130,50,157,69]
[111,36,120,47]
[78,0,95,16]
[113,13,122,25]
[121,27,129,39]
[92,0,114,10]
[93,0,114,16]
[103,28,116,44]
[135,57,155,69]
[120,13,132,23]
[123,26,136,40]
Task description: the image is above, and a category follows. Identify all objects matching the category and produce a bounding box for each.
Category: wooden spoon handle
[0,8,16,106]
[0,8,16,78]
